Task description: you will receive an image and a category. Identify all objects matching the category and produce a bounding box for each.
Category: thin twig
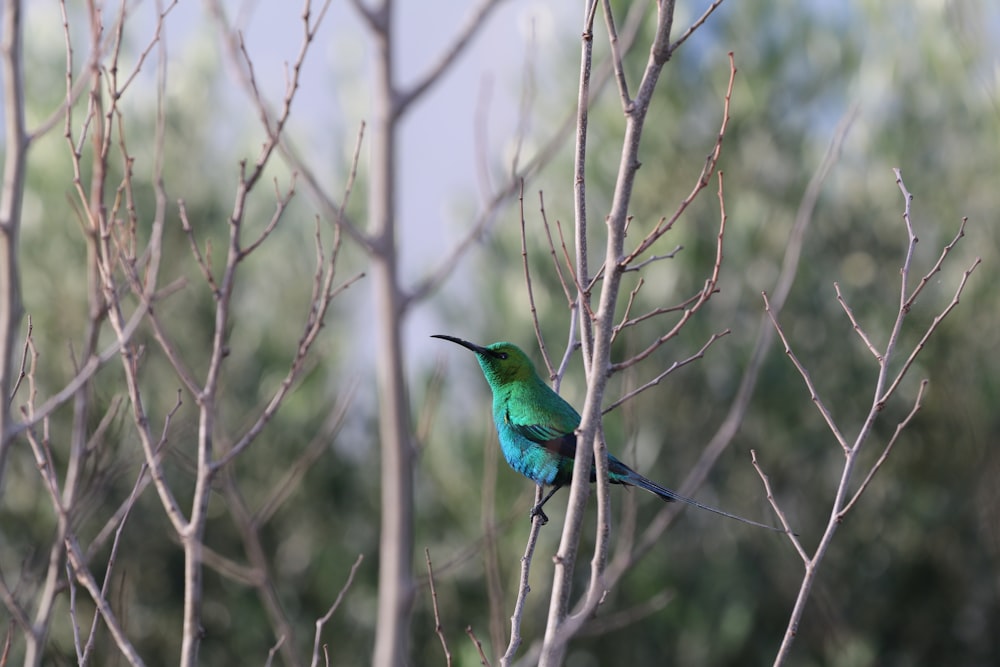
[465,626,491,666]
[579,589,673,636]
[904,217,968,311]
[520,182,555,379]
[500,485,544,667]
[395,0,509,116]
[65,536,146,666]
[669,0,726,53]
[425,549,452,667]
[539,192,575,308]
[621,246,683,273]
[66,562,83,664]
[239,176,298,259]
[834,283,881,360]
[620,53,736,267]
[610,171,729,373]
[613,289,700,338]
[309,554,364,667]
[556,218,595,323]
[601,0,631,110]
[604,329,729,413]
[840,379,928,516]
[878,257,980,406]
[6,315,29,405]
[553,314,579,395]
[750,450,807,562]
[264,635,286,667]
[611,278,645,343]
[763,291,850,454]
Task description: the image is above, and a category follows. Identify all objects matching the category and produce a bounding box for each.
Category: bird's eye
[498,352,508,360]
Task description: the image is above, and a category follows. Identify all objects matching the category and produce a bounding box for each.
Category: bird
[432,334,781,531]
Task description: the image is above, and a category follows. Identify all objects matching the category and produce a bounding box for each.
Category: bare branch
[556,218,595,324]
[603,329,729,413]
[85,393,183,562]
[65,536,146,666]
[539,192,576,309]
[904,216,968,311]
[835,282,881,360]
[110,0,179,97]
[612,278,645,343]
[612,289,700,341]
[520,183,556,379]
[6,314,29,405]
[347,0,380,31]
[500,485,545,667]
[611,171,729,372]
[66,562,84,664]
[553,314,580,396]
[465,625,491,666]
[0,0,30,479]
[0,570,31,638]
[404,175,523,307]
[309,554,364,667]
[621,245,682,273]
[178,200,219,293]
[216,158,365,469]
[878,257,980,405]
[81,446,151,665]
[256,383,357,524]
[750,450,807,562]
[265,636,286,667]
[763,291,850,454]
[840,379,928,517]
[668,0,726,53]
[601,0,632,110]
[579,589,673,636]
[542,6,711,664]
[425,549,452,667]
[396,0,509,117]
[620,53,735,267]
[770,172,977,666]
[571,0,601,370]
[239,176,298,259]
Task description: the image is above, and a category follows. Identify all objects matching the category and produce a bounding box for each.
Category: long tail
[619,466,785,532]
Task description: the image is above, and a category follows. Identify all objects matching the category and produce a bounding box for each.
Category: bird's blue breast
[494,417,563,485]
[490,381,580,487]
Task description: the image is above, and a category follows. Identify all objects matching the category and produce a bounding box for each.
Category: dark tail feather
[624,469,786,533]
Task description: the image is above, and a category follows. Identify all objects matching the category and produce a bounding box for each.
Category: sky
[217,0,570,280]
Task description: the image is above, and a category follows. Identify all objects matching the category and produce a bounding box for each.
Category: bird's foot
[529,504,549,526]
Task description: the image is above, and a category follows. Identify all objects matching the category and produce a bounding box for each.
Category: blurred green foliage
[2,1,997,666]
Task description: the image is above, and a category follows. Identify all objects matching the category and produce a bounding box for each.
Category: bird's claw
[530,505,549,525]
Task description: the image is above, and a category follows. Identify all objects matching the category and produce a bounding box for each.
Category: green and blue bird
[433,334,778,529]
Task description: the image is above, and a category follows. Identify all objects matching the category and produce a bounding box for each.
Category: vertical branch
[27,2,122,660]
[0,0,28,483]
[573,1,599,373]
[364,3,416,666]
[540,3,679,665]
[499,485,544,667]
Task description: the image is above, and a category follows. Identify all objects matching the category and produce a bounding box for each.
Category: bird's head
[432,335,540,388]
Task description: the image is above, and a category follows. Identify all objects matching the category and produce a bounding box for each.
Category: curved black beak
[431,334,500,358]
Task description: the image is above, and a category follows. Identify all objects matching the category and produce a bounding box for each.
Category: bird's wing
[507,418,578,460]
[511,421,568,444]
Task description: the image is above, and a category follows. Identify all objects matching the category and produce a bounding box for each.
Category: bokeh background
[2,0,998,665]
